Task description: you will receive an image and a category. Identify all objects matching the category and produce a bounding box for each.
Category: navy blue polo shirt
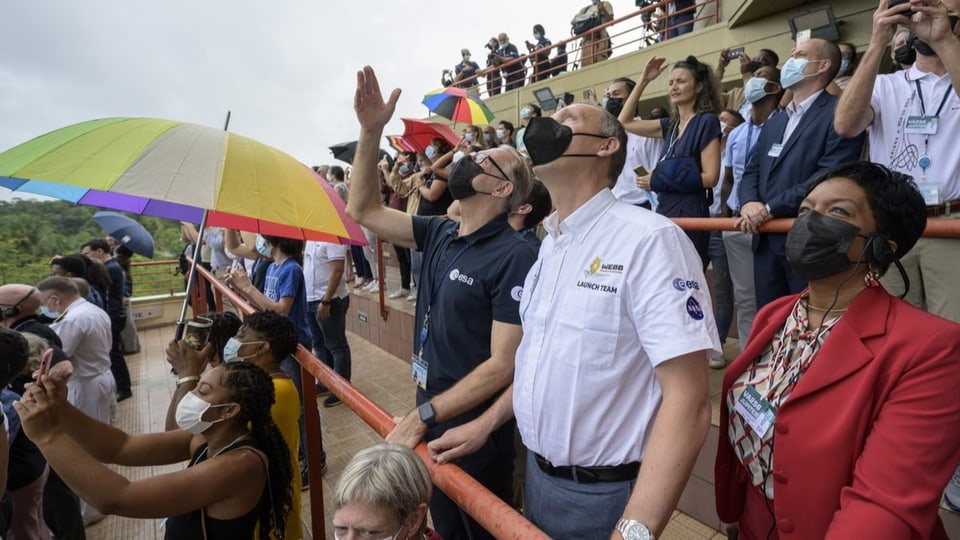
[412,214,537,397]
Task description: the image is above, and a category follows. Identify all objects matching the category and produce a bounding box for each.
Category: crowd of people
[3,0,960,539]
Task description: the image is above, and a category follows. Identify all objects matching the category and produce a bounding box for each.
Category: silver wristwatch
[616,519,654,540]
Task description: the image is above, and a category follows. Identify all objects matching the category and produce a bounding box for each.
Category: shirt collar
[543,188,617,242]
[906,63,947,83]
[447,213,511,245]
[786,89,824,118]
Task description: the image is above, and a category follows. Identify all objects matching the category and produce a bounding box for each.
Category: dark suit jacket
[739,91,865,217]
[715,286,960,539]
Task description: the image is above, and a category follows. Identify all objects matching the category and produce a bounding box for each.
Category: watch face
[624,522,652,540]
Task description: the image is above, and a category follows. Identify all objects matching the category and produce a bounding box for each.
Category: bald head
[0,284,40,322]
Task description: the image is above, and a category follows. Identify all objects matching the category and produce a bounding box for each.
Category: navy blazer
[739,92,865,217]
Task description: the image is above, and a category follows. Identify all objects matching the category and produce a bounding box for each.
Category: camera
[485,41,496,51]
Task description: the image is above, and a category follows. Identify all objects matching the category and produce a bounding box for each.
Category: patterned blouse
[726,296,843,499]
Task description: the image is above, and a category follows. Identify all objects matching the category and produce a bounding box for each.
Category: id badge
[917,182,942,205]
[733,386,776,437]
[767,143,784,158]
[411,351,428,390]
[905,115,940,135]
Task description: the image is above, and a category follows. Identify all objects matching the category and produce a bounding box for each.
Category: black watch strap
[418,402,437,428]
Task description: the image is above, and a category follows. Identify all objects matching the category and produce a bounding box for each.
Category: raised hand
[354,66,402,133]
[641,56,668,84]
[15,375,68,445]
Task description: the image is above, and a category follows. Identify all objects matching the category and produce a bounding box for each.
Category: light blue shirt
[723,116,768,212]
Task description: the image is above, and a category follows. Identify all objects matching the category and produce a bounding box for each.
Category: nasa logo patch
[686,296,704,321]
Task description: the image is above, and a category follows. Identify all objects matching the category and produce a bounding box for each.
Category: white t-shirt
[514,189,721,467]
[303,240,350,301]
[612,131,662,206]
[869,64,960,200]
[52,297,112,379]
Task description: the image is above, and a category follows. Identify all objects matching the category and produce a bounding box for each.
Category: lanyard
[914,80,953,173]
[915,80,953,118]
[419,237,472,350]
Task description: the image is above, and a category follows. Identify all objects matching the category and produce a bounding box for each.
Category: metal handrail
[185,260,548,539]
[671,217,960,237]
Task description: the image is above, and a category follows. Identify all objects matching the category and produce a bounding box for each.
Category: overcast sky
[1,0,643,186]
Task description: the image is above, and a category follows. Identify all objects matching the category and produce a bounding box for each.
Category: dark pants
[667,0,696,38]
[350,245,373,280]
[753,233,806,309]
[43,469,85,540]
[486,72,501,96]
[393,245,412,290]
[109,316,132,394]
[504,70,525,91]
[656,191,709,268]
[708,231,733,342]
[307,297,351,381]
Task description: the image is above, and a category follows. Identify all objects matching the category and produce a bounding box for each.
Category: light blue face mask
[222,337,266,363]
[40,305,60,319]
[780,57,820,89]
[838,58,850,76]
[520,108,531,120]
[399,163,410,174]
[744,77,773,104]
[255,235,272,258]
[425,146,436,160]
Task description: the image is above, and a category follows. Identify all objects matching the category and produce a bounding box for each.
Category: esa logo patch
[686,296,704,320]
[672,278,701,292]
[510,286,523,302]
[449,269,475,286]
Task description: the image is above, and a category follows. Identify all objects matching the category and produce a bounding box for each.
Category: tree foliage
[0,199,183,286]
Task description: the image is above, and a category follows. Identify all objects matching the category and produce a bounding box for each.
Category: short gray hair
[334,444,431,529]
[598,109,628,187]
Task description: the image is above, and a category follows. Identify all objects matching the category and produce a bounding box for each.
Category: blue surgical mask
[222,337,266,363]
[464,132,474,142]
[399,163,410,174]
[425,146,436,159]
[495,128,506,140]
[40,305,60,319]
[484,132,494,143]
[780,57,815,89]
[534,33,542,41]
[744,77,773,104]
[520,108,531,120]
[463,55,472,63]
[255,235,272,258]
[601,96,609,109]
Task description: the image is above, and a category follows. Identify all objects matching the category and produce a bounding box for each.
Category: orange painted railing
[672,217,960,238]
[182,259,548,540]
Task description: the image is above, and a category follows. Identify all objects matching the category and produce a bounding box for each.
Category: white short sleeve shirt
[514,189,722,467]
[303,240,349,302]
[612,131,663,206]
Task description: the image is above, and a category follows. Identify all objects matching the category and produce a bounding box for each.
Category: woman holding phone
[16,361,293,540]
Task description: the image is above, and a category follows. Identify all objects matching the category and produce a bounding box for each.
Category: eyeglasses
[473,152,511,183]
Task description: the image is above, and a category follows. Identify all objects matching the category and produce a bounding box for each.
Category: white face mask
[175,392,233,434]
[222,337,265,363]
[334,525,403,540]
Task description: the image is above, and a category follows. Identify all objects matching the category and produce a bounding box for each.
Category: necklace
[203,432,251,460]
[806,304,849,313]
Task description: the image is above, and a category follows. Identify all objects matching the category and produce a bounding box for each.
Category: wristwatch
[320,299,332,306]
[417,402,438,428]
[616,519,654,540]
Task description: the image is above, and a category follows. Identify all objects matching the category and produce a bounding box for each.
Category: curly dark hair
[200,311,243,365]
[243,310,298,360]
[671,55,721,119]
[221,362,293,540]
[805,161,927,274]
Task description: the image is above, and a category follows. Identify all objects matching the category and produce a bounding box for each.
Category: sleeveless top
[164,438,265,540]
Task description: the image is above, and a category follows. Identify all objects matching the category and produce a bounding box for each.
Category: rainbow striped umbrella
[0,117,365,245]
[421,87,495,125]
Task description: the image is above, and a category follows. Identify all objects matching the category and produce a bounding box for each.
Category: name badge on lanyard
[767,143,784,158]
[905,115,939,135]
[733,386,776,437]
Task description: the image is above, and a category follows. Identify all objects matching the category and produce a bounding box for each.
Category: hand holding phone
[726,47,744,60]
[35,348,53,383]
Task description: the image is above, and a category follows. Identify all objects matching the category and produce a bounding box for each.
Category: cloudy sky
[0,0,640,182]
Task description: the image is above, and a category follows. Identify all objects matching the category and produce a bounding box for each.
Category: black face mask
[522,117,608,166]
[894,44,916,66]
[786,211,863,282]
[447,155,506,200]
[603,97,624,116]
[914,38,936,57]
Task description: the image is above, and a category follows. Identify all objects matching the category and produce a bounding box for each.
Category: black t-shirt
[416,176,454,217]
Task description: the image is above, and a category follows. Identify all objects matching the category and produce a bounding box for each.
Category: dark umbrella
[329,141,392,166]
[92,211,155,258]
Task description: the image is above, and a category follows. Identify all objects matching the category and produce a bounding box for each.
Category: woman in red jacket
[715,161,960,539]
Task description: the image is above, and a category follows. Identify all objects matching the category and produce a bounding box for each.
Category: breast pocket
[555,283,622,369]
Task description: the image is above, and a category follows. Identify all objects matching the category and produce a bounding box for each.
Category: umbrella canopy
[0,117,365,245]
[386,135,417,154]
[92,211,155,258]
[422,87,496,125]
[329,141,391,166]
[399,118,460,153]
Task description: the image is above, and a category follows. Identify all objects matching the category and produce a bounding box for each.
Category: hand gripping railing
[185,260,548,540]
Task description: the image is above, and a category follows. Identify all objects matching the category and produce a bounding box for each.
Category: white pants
[67,371,116,425]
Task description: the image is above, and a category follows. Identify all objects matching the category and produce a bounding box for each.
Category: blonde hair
[334,444,431,529]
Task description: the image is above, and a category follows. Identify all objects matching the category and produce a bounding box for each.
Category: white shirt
[612,131,663,206]
[52,297,112,379]
[303,240,349,301]
[513,189,722,467]
[781,89,824,143]
[202,227,233,270]
[869,64,960,200]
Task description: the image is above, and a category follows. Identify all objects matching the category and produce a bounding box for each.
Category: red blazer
[715,286,960,539]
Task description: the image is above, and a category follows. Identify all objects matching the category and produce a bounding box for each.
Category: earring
[864,265,880,287]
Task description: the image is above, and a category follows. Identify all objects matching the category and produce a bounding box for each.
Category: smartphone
[35,348,53,383]
[726,47,744,60]
[889,0,914,17]
[634,165,649,177]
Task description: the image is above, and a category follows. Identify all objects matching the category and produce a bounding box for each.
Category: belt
[533,452,640,484]
[927,199,960,217]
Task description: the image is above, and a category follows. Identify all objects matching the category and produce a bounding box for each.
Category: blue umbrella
[92,211,155,258]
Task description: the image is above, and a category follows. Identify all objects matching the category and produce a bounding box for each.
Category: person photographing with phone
[452,48,481,95]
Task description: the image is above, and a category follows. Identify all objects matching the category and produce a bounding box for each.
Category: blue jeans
[667,0,696,38]
[708,231,733,342]
[524,451,636,540]
[307,297,351,381]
